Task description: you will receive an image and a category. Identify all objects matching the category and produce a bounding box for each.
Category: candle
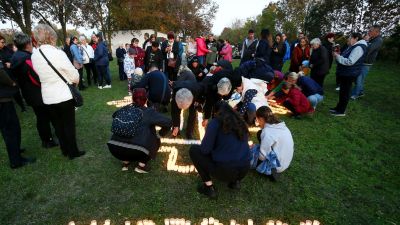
[208,217,214,225]
[165,219,170,225]
[203,218,209,225]
[104,219,111,225]
[185,220,191,225]
[305,220,312,225]
[90,220,97,225]
[137,220,144,225]
[68,222,75,225]
[125,222,131,225]
[213,219,219,225]
[275,221,282,225]
[300,222,306,225]
[313,220,320,225]
[267,220,274,225]
[230,219,236,225]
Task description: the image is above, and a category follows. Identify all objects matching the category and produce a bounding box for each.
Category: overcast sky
[211,0,270,35]
[1,0,270,36]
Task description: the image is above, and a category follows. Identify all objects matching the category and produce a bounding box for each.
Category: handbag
[39,49,83,107]
[73,59,83,69]
[168,58,177,68]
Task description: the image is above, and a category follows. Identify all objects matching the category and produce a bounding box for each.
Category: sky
[211,0,271,35]
[1,0,270,36]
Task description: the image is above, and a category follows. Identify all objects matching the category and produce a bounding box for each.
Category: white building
[110,29,167,56]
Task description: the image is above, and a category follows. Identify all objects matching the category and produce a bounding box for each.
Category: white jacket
[260,122,294,173]
[241,77,268,109]
[32,44,79,105]
[81,44,94,64]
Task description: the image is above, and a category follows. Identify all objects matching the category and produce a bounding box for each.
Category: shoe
[358,93,365,98]
[134,163,150,173]
[11,157,36,169]
[20,148,26,153]
[98,86,103,89]
[42,139,59,149]
[122,162,130,171]
[350,95,357,100]
[103,85,112,89]
[330,111,346,117]
[228,180,241,190]
[69,150,86,160]
[197,184,217,199]
[269,168,280,181]
[329,107,337,113]
[335,87,340,91]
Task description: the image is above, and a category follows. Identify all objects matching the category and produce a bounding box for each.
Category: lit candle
[90,220,97,225]
[312,220,320,225]
[275,221,282,225]
[165,219,170,225]
[137,220,144,225]
[125,222,131,225]
[203,218,209,225]
[300,222,306,225]
[213,219,219,225]
[185,220,191,225]
[247,219,253,225]
[104,219,111,225]
[230,219,236,225]
[68,222,75,225]
[267,220,274,225]
[208,217,214,225]
[305,220,312,225]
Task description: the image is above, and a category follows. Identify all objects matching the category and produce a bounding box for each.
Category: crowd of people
[0,23,383,199]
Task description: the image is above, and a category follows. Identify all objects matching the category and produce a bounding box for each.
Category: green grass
[0,60,399,225]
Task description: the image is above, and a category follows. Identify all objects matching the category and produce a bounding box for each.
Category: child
[124,48,136,95]
[278,82,314,118]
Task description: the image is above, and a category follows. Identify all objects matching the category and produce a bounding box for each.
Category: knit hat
[134,68,143,76]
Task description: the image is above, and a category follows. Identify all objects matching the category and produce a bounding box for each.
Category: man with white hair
[309,38,329,87]
[171,80,205,139]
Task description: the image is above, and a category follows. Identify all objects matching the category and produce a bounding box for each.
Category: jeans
[96,65,111,86]
[198,55,205,66]
[307,94,324,109]
[352,65,371,96]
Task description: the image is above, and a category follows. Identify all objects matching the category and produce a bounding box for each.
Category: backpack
[111,104,143,137]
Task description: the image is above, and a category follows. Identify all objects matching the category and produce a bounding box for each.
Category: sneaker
[228,180,241,190]
[330,111,346,117]
[98,85,103,89]
[350,95,357,100]
[134,163,150,173]
[103,85,112,89]
[128,92,132,96]
[269,168,280,181]
[121,162,130,171]
[335,87,340,91]
[329,107,337,113]
[69,150,86,160]
[11,157,36,169]
[197,184,217,199]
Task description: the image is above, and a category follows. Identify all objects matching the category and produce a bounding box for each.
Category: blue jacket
[336,43,367,77]
[94,41,109,66]
[70,44,83,64]
[283,40,291,62]
[239,59,274,82]
[200,118,250,167]
[132,70,171,104]
[254,39,272,65]
[297,76,323,97]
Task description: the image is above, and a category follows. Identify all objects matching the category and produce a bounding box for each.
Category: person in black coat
[63,37,73,63]
[254,29,273,66]
[171,80,206,139]
[188,56,207,82]
[116,44,127,80]
[10,32,58,149]
[108,88,172,173]
[161,32,181,81]
[322,33,335,69]
[309,38,330,88]
[238,58,274,83]
[270,33,287,71]
[144,42,163,73]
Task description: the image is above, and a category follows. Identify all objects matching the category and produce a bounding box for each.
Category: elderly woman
[189,101,250,199]
[330,33,367,116]
[108,88,172,173]
[309,38,330,87]
[93,32,111,89]
[289,37,310,72]
[31,24,85,159]
[10,32,58,149]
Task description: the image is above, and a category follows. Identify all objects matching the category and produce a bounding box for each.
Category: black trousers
[283,100,300,116]
[0,101,23,166]
[335,76,355,113]
[118,62,127,81]
[96,65,111,86]
[107,143,150,164]
[32,105,54,142]
[77,68,85,89]
[84,62,96,85]
[47,100,80,156]
[13,90,25,111]
[311,73,327,88]
[189,145,249,183]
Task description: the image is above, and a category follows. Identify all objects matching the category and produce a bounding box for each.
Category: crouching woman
[107,88,172,173]
[251,106,294,180]
[189,101,250,199]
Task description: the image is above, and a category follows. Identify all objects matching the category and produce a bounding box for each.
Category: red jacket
[130,46,145,67]
[289,45,310,72]
[284,88,314,114]
[219,44,232,62]
[196,37,208,56]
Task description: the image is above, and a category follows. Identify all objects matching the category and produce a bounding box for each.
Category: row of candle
[159,146,197,174]
[160,138,201,145]
[68,219,320,225]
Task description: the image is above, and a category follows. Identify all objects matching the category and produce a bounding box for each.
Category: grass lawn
[0,60,399,225]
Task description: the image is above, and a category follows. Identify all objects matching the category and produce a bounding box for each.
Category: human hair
[167,31,175,40]
[132,88,147,107]
[214,101,248,141]
[177,65,192,76]
[287,72,299,80]
[175,88,194,110]
[148,65,159,72]
[248,29,255,34]
[0,34,5,41]
[281,82,292,91]
[310,38,321,46]
[131,38,139,44]
[261,29,270,40]
[79,35,87,41]
[299,37,308,45]
[144,33,149,38]
[371,25,381,33]
[217,77,232,96]
[71,36,78,42]
[13,32,31,50]
[150,34,156,39]
[326,32,335,39]
[151,41,159,48]
[95,32,103,41]
[256,106,281,125]
[33,24,58,46]
[350,32,362,41]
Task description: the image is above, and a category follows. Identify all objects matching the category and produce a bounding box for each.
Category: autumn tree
[0,0,33,34]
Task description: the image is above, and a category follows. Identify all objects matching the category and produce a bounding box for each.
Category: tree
[257,3,278,35]
[0,0,33,34]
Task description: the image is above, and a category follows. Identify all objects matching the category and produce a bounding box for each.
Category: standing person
[330,33,367,116]
[93,32,111,89]
[0,65,36,169]
[289,37,310,72]
[11,32,58,149]
[282,33,291,64]
[144,42,163,73]
[309,38,329,87]
[124,48,136,96]
[116,44,127,81]
[80,35,96,86]
[130,38,145,70]
[240,29,258,65]
[351,25,383,100]
[31,24,85,159]
[144,34,156,51]
[255,29,273,66]
[70,36,86,90]
[63,37,73,62]
[290,32,305,54]
[270,33,287,71]
[251,106,294,179]
[161,32,180,81]
[195,34,210,66]
[186,36,197,62]
[189,101,250,199]
[322,33,335,69]
[142,33,150,49]
[219,39,232,62]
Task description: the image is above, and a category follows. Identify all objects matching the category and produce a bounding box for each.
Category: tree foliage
[0,0,33,34]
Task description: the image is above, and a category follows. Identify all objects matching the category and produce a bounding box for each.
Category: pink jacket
[220,44,232,62]
[195,37,208,56]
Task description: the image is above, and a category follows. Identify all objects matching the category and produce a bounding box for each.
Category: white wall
[110,29,167,56]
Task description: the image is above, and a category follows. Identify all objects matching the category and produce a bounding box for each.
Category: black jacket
[188,63,206,82]
[116,47,126,63]
[132,70,171,104]
[310,45,330,77]
[255,39,272,65]
[63,44,73,62]
[322,41,334,68]
[10,50,44,106]
[111,106,172,158]
[0,68,17,101]
[270,42,286,70]
[144,46,163,72]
